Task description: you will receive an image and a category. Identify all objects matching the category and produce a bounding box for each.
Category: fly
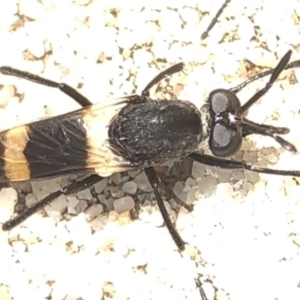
[0,50,300,253]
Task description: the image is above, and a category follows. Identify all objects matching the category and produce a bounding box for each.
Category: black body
[1,50,300,255]
[0,109,90,182]
[25,112,89,178]
[109,99,203,165]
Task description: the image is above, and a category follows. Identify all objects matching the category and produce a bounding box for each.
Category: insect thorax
[108,99,204,166]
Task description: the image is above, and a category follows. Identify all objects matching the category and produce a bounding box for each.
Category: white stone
[135,172,152,192]
[179,7,199,25]
[122,181,138,195]
[0,85,15,107]
[93,178,108,194]
[28,39,45,59]
[113,196,135,213]
[85,204,103,221]
[19,0,47,20]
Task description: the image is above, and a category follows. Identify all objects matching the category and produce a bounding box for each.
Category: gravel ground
[1,1,300,300]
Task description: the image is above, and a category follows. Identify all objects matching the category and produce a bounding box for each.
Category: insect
[0,0,233,247]
[1,48,300,253]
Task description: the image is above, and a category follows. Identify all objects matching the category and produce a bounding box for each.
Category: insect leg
[156,172,193,211]
[242,119,297,153]
[201,0,232,40]
[199,286,208,300]
[195,279,208,300]
[230,57,300,94]
[2,174,103,231]
[189,153,300,177]
[237,50,292,115]
[141,63,185,97]
[0,66,92,107]
[144,167,186,250]
[171,192,193,211]
[242,120,289,136]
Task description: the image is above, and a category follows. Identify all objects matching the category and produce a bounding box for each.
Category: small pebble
[113,196,135,214]
[122,181,138,195]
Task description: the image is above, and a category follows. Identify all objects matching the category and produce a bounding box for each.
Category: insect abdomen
[0,112,90,182]
[0,99,132,182]
[109,99,203,166]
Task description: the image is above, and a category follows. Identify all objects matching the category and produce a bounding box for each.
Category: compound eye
[209,89,241,114]
[210,124,242,157]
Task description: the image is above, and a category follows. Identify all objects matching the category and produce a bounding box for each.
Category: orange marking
[1,126,30,181]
